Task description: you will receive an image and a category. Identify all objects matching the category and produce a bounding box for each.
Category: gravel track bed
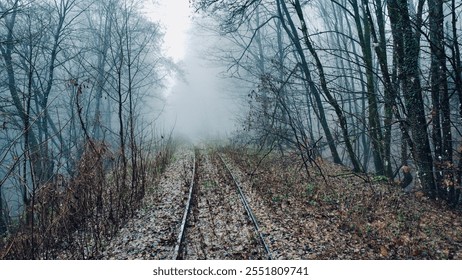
[99,148,194,260]
[219,155,315,259]
[180,149,265,259]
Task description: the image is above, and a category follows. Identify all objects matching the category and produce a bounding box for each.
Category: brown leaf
[380,246,388,257]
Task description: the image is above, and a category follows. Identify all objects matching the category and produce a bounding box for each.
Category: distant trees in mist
[192,0,462,205]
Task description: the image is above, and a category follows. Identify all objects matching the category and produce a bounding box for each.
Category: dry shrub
[1,138,175,259]
[2,140,141,259]
[0,142,112,259]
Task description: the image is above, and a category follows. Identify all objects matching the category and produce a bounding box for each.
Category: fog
[160,22,240,143]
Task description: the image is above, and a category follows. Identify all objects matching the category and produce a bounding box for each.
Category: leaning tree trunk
[291,0,362,171]
[276,0,343,166]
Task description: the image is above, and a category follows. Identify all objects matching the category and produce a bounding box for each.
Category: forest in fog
[0,0,174,252]
[1,0,462,259]
[195,0,462,202]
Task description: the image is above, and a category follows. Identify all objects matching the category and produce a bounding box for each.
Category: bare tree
[0,0,173,257]
[387,0,435,196]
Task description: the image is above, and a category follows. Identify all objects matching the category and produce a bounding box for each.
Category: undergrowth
[0,139,175,260]
[223,146,462,259]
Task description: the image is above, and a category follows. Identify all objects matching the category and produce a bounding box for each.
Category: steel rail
[172,150,196,260]
[217,153,273,260]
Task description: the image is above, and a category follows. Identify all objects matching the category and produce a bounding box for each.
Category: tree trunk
[276,0,342,165]
[351,0,385,175]
[93,19,111,140]
[387,0,435,196]
[0,187,5,234]
[291,0,362,171]
[0,4,45,187]
[450,0,462,205]
[431,0,453,200]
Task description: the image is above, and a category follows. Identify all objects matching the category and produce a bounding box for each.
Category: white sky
[144,0,238,142]
[144,0,192,62]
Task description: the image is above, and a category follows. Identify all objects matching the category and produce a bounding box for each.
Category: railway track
[172,149,197,260]
[173,148,272,260]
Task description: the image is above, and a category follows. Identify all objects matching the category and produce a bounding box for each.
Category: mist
[160,22,240,144]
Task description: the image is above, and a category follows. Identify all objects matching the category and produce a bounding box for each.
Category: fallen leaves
[224,148,462,260]
[99,147,194,260]
[181,150,266,259]
[380,246,388,257]
[96,146,462,260]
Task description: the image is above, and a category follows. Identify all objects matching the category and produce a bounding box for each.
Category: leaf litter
[99,147,194,259]
[99,146,462,260]
[222,148,462,259]
[179,149,266,259]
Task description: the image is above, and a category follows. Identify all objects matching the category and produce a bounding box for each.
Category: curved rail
[217,153,273,260]
[173,149,196,260]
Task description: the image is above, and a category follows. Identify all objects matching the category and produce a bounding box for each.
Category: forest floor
[99,145,462,260]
